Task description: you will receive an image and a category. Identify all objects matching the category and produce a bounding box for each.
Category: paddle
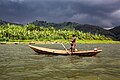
[61,43,71,55]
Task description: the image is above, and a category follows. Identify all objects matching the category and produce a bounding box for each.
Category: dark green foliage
[0,24,111,42]
[0,19,119,41]
[109,26,120,40]
[31,20,117,40]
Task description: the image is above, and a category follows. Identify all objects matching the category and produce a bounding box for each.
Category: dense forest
[0,19,120,42]
[0,24,110,42]
[30,20,120,41]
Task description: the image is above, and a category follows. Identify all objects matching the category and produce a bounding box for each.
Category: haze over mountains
[0,19,22,26]
[0,19,120,41]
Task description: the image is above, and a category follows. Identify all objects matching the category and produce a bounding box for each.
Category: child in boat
[70,34,76,52]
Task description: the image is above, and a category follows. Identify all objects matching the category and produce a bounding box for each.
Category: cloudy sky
[0,0,120,27]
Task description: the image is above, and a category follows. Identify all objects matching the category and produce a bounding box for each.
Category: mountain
[0,19,22,26]
[109,26,120,40]
[74,24,116,40]
[30,20,116,40]
[0,19,120,41]
[30,20,82,29]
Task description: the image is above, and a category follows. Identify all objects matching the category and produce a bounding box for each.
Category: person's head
[72,34,76,37]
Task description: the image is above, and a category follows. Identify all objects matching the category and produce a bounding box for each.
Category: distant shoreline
[0,40,120,44]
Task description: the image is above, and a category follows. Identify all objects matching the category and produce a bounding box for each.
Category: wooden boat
[29,45,102,56]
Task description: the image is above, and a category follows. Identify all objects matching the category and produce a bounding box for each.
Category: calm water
[0,44,120,80]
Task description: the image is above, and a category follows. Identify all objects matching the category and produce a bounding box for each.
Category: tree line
[0,24,111,42]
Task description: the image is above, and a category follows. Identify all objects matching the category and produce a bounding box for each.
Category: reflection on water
[0,44,120,80]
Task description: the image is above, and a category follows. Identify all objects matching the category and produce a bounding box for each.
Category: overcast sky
[0,0,120,27]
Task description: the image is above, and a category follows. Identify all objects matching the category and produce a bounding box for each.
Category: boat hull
[29,45,102,56]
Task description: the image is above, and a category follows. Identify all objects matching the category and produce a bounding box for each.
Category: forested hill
[30,20,117,40]
[0,19,120,41]
[109,26,120,40]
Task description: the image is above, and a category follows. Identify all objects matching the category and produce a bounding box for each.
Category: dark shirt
[71,37,76,43]
[70,37,76,52]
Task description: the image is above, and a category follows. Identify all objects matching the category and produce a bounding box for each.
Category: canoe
[29,45,102,56]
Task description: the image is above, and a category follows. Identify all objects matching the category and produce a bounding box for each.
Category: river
[0,44,120,80]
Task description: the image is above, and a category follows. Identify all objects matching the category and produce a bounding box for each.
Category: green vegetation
[0,24,112,43]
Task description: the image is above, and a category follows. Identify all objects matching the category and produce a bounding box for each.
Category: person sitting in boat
[70,34,76,52]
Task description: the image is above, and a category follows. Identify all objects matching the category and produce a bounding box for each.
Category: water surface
[0,44,120,80]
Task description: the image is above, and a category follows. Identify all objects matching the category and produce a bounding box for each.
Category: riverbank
[0,40,120,44]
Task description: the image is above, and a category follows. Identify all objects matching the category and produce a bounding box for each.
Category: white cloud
[9,0,24,3]
[50,0,120,5]
[110,9,120,18]
[8,0,120,4]
[70,14,89,21]
[82,0,120,5]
